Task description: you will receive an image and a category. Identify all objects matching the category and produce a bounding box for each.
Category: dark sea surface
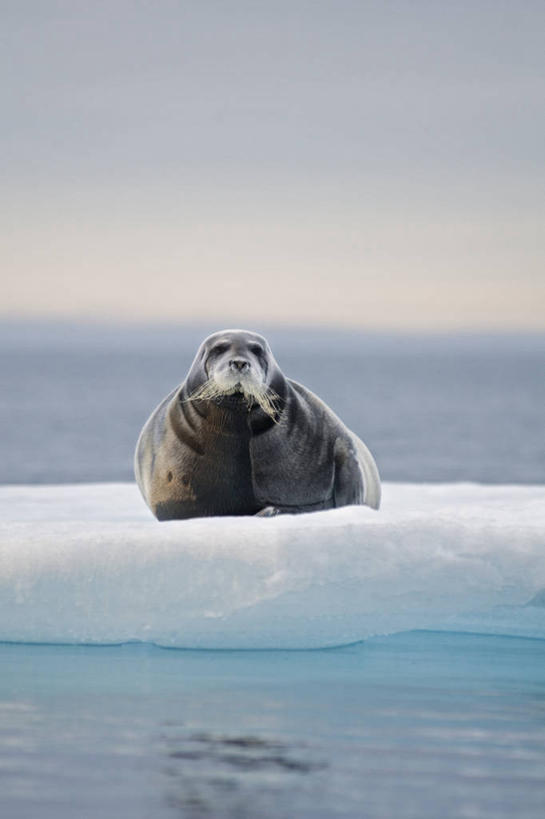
[1,320,544,484]
[1,321,545,818]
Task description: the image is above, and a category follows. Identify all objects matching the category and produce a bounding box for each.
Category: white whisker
[184,379,281,421]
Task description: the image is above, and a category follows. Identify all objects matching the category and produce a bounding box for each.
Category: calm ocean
[1,321,544,485]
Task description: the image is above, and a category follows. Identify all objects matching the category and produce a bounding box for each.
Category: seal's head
[184,330,283,419]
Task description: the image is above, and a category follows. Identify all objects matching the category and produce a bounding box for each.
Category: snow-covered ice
[1,482,544,648]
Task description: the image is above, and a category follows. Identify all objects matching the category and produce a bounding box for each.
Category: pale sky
[2,0,544,329]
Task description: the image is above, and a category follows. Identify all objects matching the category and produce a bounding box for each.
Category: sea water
[1,322,544,818]
[1,322,544,485]
[2,634,545,819]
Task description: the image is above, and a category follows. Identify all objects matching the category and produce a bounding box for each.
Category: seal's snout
[229,358,250,372]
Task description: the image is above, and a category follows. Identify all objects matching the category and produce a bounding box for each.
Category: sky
[2,0,544,330]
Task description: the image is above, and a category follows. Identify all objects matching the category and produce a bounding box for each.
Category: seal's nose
[229,358,250,372]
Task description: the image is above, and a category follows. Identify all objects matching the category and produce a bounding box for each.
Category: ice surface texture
[1,483,544,648]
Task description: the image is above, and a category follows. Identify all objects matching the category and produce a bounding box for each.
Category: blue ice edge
[1,626,545,653]
[1,482,544,649]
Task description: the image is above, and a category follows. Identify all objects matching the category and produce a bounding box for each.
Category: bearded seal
[134,329,381,520]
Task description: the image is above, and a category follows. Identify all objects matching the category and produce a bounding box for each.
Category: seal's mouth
[215,378,253,399]
[216,390,247,405]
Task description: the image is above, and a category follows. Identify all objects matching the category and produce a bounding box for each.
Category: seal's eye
[249,344,263,356]
[211,343,229,355]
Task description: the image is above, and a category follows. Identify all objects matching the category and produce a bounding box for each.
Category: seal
[134,329,381,520]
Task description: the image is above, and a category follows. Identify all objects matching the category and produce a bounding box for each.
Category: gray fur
[135,329,381,520]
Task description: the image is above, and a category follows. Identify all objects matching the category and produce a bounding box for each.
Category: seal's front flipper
[255,506,279,517]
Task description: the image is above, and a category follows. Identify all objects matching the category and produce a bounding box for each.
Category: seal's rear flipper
[333,434,381,510]
[351,433,381,510]
[255,506,279,517]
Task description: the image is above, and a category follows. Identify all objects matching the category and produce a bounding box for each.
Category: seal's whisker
[182,381,225,403]
[183,380,282,421]
[247,384,282,421]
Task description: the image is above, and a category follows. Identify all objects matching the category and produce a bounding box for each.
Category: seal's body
[135,330,381,520]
